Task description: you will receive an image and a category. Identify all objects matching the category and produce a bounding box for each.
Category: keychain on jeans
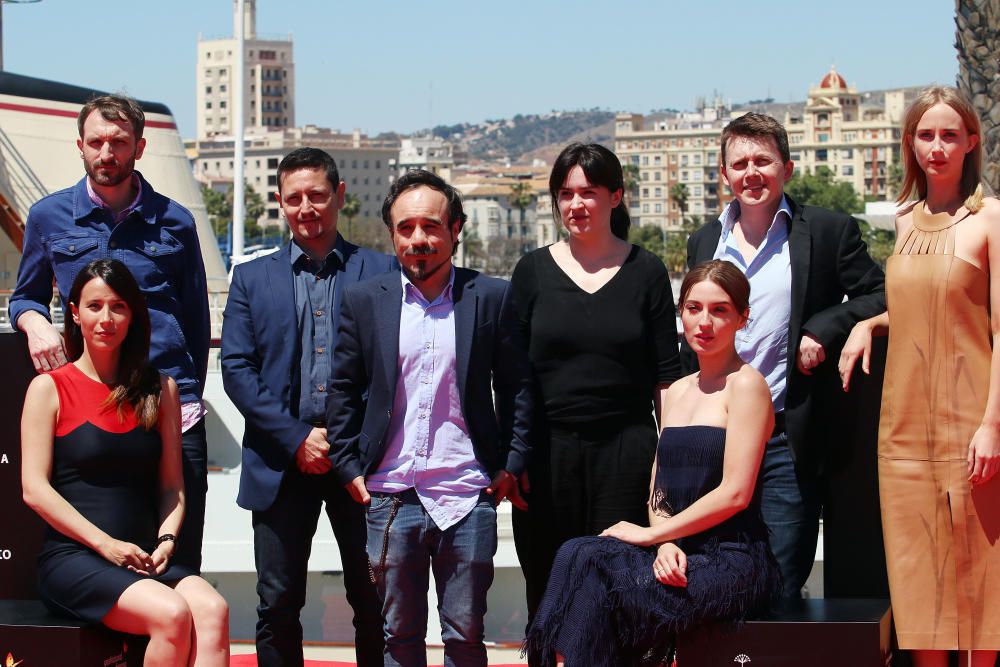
[368,495,403,584]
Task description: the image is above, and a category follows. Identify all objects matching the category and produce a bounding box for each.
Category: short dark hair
[276,147,341,192]
[679,259,751,315]
[381,169,467,231]
[65,259,160,429]
[549,143,630,241]
[78,94,145,139]
[720,113,791,165]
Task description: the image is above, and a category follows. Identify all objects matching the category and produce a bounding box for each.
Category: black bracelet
[156,534,176,545]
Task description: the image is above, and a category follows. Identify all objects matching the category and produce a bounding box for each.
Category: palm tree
[670,183,690,223]
[341,193,361,241]
[622,163,640,209]
[956,0,1000,194]
[508,180,534,253]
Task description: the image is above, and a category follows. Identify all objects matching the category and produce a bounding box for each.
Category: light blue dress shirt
[712,197,793,412]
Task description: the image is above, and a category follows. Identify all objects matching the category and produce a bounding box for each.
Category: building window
[693,185,703,197]
[220,101,227,109]
[654,187,662,198]
[205,102,212,109]
[205,86,212,94]
[267,175,277,186]
[268,158,279,169]
[816,149,828,162]
[654,172,661,181]
[642,156,649,166]
[818,133,829,143]
[790,151,801,161]
[642,203,649,213]
[842,165,854,176]
[655,203,662,213]
[642,188,649,197]
[220,84,227,92]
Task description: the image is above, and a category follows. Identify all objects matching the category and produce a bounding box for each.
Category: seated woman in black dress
[525,260,780,666]
[21,259,229,666]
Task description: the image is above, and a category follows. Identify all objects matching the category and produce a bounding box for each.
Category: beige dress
[879,204,1000,650]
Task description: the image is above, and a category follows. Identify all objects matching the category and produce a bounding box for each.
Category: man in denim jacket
[9,94,210,573]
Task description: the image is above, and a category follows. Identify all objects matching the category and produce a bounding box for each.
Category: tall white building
[196,1,295,139]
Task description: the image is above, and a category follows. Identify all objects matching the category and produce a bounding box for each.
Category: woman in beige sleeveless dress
[839,87,1000,667]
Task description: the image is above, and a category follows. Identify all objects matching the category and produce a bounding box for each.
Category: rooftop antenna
[0,0,42,71]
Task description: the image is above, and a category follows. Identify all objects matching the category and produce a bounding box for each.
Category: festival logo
[734,654,751,666]
[5,652,24,667]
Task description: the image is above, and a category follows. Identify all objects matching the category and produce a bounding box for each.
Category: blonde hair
[897,86,984,213]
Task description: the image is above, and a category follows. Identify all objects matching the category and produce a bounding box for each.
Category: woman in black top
[511,143,681,663]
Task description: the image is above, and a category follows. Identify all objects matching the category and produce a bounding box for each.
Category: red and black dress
[36,363,192,622]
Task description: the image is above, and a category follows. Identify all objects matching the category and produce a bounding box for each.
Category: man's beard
[85,155,136,188]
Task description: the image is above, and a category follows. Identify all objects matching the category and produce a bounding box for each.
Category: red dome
[820,67,847,89]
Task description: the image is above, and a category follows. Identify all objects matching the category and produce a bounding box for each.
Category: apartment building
[192,125,399,226]
[196,1,295,139]
[616,67,911,230]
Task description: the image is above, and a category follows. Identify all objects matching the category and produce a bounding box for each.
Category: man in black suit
[327,169,533,666]
[221,148,391,665]
[683,112,885,598]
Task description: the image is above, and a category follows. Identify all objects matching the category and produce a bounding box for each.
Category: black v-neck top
[510,244,681,424]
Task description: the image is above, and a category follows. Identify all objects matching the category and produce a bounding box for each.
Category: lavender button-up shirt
[367,269,491,530]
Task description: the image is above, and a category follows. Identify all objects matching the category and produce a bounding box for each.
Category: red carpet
[230,655,527,666]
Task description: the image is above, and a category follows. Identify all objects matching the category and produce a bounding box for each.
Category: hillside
[425,110,615,163]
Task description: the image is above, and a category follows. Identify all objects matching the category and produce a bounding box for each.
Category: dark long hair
[65,259,161,429]
[549,143,630,240]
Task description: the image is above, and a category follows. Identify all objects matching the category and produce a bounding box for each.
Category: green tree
[670,183,690,218]
[459,226,486,270]
[785,166,863,214]
[857,219,896,269]
[508,181,534,251]
[629,217,700,277]
[887,161,904,199]
[341,193,361,240]
[622,163,640,208]
[201,182,267,244]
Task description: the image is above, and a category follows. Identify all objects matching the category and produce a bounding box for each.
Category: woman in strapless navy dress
[525,260,780,666]
[20,259,229,666]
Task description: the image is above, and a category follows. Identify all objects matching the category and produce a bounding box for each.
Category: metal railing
[0,124,48,218]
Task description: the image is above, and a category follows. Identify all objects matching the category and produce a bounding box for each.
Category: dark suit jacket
[682,196,886,472]
[326,267,533,486]
[221,239,396,512]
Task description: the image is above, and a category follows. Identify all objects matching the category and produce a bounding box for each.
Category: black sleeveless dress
[525,425,780,666]
[36,363,191,622]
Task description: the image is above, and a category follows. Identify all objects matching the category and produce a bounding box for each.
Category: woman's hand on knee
[99,538,155,574]
[653,543,687,587]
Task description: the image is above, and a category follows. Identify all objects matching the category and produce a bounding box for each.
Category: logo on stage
[0,550,11,561]
[5,652,24,667]
[734,654,751,666]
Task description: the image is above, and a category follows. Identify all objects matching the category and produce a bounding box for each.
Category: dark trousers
[174,417,207,573]
[760,432,822,599]
[513,416,657,666]
[252,467,384,667]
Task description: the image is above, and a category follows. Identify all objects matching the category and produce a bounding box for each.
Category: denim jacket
[10,172,210,402]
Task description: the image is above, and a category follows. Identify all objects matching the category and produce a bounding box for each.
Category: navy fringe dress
[525,425,780,666]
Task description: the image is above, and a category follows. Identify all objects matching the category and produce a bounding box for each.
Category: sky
[3,1,959,140]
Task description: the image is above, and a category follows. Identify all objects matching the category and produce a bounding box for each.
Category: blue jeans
[760,432,822,599]
[366,489,497,667]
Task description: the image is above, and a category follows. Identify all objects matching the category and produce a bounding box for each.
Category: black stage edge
[0,600,147,666]
[677,598,892,666]
[0,330,47,600]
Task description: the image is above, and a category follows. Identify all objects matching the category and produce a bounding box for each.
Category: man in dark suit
[327,169,533,667]
[221,148,391,666]
[683,113,886,599]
